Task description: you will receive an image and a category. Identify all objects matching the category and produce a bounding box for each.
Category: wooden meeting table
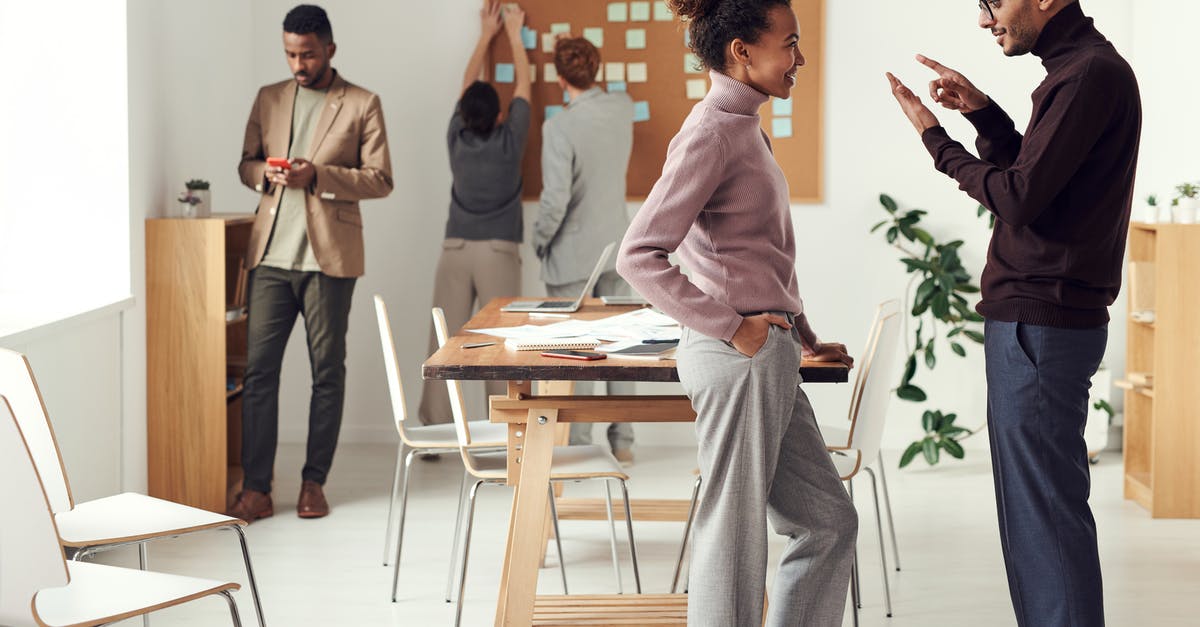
[423,297,849,626]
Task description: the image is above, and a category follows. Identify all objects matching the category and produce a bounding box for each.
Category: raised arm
[462,1,503,95]
[503,5,531,102]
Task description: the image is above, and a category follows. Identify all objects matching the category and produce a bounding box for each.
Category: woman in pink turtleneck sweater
[616,2,856,626]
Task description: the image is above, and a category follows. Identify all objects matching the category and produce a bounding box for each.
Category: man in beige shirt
[229,4,392,522]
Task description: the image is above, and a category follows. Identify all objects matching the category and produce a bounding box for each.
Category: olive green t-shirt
[261,83,327,271]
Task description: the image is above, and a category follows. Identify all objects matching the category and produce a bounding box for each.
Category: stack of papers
[472,309,681,353]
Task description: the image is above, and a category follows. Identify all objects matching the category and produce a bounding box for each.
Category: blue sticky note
[771,118,793,138]
[545,105,565,120]
[607,81,627,92]
[521,27,537,50]
[772,98,793,116]
[633,101,650,122]
[495,63,515,83]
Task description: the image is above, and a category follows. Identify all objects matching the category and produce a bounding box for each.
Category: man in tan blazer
[229,4,392,523]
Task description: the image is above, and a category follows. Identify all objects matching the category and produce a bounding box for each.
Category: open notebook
[504,337,602,351]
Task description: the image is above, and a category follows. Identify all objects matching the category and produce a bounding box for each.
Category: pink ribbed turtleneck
[616,71,802,341]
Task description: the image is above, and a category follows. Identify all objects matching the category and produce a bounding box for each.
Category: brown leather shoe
[227,489,273,523]
[297,480,330,518]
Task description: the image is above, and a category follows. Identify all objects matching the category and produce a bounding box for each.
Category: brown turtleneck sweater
[921,3,1141,329]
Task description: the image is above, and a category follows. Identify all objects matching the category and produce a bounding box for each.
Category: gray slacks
[676,321,856,627]
[547,271,634,451]
[419,238,521,425]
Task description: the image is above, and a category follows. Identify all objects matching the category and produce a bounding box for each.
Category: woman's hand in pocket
[806,341,854,367]
[730,314,792,358]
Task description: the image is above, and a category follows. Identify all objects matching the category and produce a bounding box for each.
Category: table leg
[497,406,558,626]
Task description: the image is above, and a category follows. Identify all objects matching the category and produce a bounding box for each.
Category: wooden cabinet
[1123,223,1200,518]
[146,215,253,513]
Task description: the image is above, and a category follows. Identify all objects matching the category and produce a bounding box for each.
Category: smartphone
[266,157,291,170]
[540,350,607,361]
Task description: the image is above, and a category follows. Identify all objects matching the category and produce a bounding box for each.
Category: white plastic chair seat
[819,423,851,448]
[829,450,865,480]
[33,561,239,627]
[404,420,507,450]
[466,445,629,481]
[55,492,241,547]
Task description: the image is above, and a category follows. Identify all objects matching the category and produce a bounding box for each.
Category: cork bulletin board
[487,0,824,202]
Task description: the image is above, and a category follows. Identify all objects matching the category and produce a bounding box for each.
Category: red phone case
[540,350,606,361]
[266,157,291,169]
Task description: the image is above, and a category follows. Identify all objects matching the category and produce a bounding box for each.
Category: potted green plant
[177,179,211,218]
[1144,194,1160,224]
[1171,182,1199,224]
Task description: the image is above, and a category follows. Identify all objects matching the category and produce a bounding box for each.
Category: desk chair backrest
[844,300,900,439]
[374,295,416,443]
[0,396,70,627]
[844,310,902,470]
[0,348,73,514]
[431,308,489,473]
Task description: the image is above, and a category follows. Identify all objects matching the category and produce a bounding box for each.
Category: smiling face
[980,0,1043,57]
[283,31,336,88]
[741,5,805,99]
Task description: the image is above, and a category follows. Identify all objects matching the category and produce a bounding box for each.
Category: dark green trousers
[241,265,356,493]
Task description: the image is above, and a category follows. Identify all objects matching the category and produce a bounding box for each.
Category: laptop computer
[501,242,616,313]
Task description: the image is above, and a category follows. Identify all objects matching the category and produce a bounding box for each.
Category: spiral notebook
[504,337,601,351]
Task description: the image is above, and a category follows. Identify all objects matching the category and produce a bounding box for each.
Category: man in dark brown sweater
[887,1,1140,626]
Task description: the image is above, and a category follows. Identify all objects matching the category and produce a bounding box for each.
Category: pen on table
[529,312,570,319]
[642,338,680,344]
[461,341,495,349]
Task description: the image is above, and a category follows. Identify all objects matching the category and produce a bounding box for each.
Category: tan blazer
[238,72,393,278]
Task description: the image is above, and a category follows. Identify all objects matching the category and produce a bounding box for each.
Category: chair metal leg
[617,480,642,594]
[547,484,568,594]
[229,525,266,627]
[390,448,418,602]
[864,468,894,617]
[849,560,860,627]
[382,441,404,566]
[139,543,150,627]
[875,451,902,571]
[847,478,861,608]
[671,475,701,594]
[445,469,471,602]
[454,480,486,627]
[218,590,244,627]
[603,480,624,594]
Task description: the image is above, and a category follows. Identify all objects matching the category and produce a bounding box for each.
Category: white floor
[96,443,1199,626]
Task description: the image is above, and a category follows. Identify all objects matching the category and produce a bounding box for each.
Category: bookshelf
[1121,223,1200,518]
[146,214,253,513]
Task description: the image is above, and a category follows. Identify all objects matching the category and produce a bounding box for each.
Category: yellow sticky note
[627,62,648,83]
[607,2,627,22]
[544,63,558,83]
[605,62,625,82]
[686,79,707,100]
[630,1,651,21]
[583,27,604,48]
[625,29,646,50]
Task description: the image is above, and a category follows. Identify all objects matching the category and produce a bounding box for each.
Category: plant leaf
[941,438,965,459]
[870,220,889,233]
[881,194,898,214]
[922,437,940,465]
[964,330,985,344]
[955,284,981,294]
[899,441,923,468]
[897,384,927,402]
[913,227,935,247]
[902,354,917,385]
[886,226,899,244]
[951,342,966,357]
[924,341,936,369]
[921,410,935,433]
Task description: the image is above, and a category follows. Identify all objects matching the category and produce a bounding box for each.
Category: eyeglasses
[979,0,1000,21]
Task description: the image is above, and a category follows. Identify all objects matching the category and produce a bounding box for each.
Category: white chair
[0,348,265,627]
[432,307,642,627]
[374,295,508,602]
[827,306,903,620]
[0,396,245,627]
[819,299,903,575]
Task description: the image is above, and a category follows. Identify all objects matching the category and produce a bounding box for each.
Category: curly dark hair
[283,4,333,44]
[554,37,601,89]
[669,0,792,72]
[461,81,501,137]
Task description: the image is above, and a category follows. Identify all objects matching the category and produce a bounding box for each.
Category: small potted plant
[177,179,211,218]
[1144,194,1160,223]
[1171,182,1200,224]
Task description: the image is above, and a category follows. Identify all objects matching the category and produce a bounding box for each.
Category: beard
[1001,5,1040,56]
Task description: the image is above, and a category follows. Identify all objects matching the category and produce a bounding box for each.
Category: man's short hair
[283,4,333,43]
[554,37,601,89]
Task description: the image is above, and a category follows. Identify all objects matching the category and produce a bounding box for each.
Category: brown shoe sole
[297,508,328,519]
[231,505,274,523]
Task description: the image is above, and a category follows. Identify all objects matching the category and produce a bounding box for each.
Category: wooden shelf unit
[1123,223,1200,518]
[147,214,253,513]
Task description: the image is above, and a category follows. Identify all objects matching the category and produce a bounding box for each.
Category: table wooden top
[422,298,850,384]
